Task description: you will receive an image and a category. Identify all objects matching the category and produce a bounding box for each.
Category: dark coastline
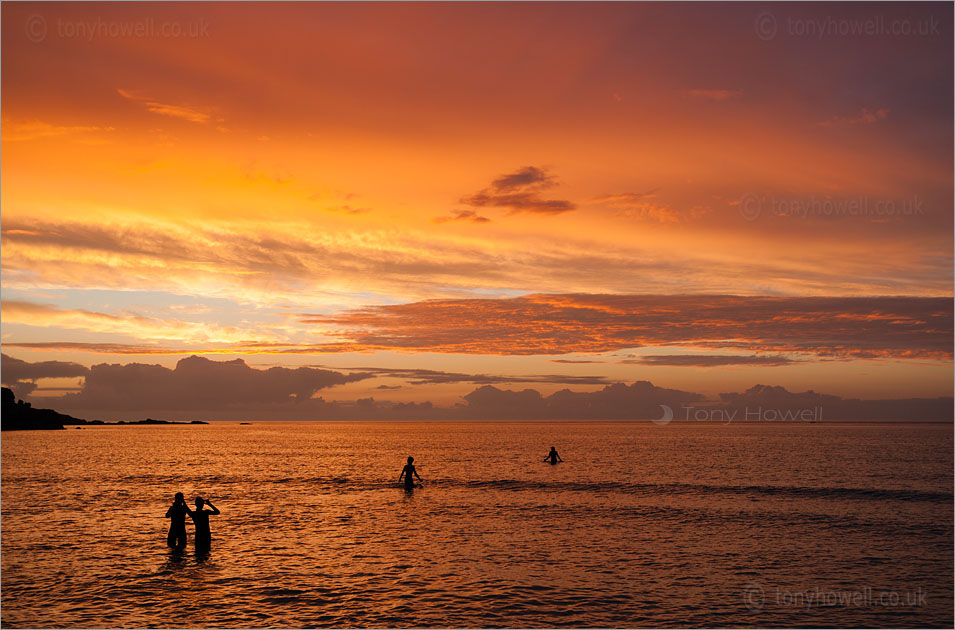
[1,387,207,430]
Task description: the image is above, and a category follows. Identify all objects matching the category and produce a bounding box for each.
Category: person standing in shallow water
[164,492,190,548]
[190,497,220,549]
[399,456,422,488]
[544,446,563,465]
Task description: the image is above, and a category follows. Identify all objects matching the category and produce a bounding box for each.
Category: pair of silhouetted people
[165,493,219,549]
[544,446,562,465]
[398,456,423,489]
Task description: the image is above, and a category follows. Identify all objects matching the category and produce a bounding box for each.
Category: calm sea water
[2,422,952,628]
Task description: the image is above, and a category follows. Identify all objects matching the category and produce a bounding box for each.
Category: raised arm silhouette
[190,497,220,550]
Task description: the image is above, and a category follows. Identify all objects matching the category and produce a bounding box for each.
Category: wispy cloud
[1,120,115,142]
[324,205,371,215]
[818,107,889,127]
[2,342,197,355]
[0,300,281,346]
[3,216,951,316]
[549,358,605,364]
[590,190,684,223]
[682,88,742,101]
[334,366,612,386]
[117,88,214,124]
[621,354,797,367]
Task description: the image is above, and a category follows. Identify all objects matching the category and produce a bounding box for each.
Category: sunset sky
[2,2,952,420]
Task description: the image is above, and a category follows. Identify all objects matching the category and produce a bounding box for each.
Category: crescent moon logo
[652,404,673,425]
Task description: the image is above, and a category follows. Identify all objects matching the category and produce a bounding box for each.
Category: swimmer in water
[190,496,220,549]
[398,456,422,488]
[164,492,190,548]
[543,446,563,465]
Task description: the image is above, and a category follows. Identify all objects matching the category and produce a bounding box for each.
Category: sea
[1,421,952,628]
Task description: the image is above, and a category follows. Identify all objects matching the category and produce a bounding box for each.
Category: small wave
[280,475,952,503]
[257,587,307,597]
[452,479,952,503]
[44,471,950,503]
[202,474,955,503]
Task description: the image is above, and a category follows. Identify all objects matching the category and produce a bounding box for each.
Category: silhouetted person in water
[165,492,190,548]
[190,497,220,549]
[399,456,422,488]
[544,446,562,465]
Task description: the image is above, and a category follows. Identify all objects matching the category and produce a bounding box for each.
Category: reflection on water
[2,422,952,628]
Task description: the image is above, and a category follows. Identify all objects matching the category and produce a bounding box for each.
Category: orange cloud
[301,294,953,359]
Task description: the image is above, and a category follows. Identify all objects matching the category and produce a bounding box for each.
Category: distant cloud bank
[3,355,949,422]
